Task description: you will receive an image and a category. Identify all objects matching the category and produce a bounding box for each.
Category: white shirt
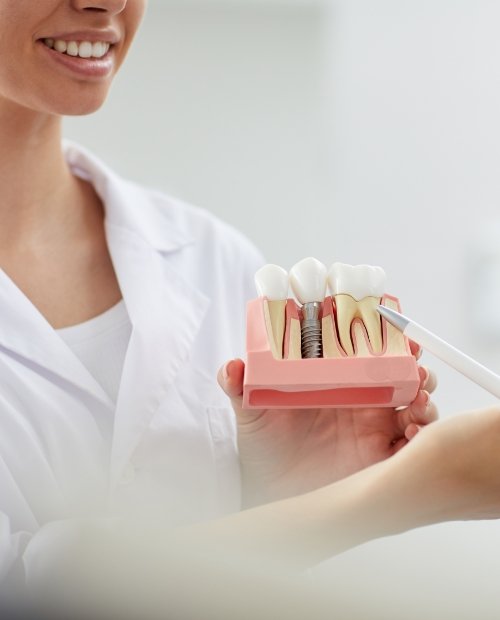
[0,141,264,589]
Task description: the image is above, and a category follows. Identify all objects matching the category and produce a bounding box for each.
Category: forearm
[185,451,437,571]
[21,439,451,618]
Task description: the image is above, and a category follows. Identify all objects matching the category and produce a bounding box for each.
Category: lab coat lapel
[64,141,212,485]
[105,224,210,488]
[0,269,114,408]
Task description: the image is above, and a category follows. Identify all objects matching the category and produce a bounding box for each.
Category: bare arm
[185,405,500,570]
[24,407,500,618]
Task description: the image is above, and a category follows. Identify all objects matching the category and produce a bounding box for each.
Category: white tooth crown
[44,38,110,59]
[252,259,394,359]
[289,257,327,304]
[254,264,289,300]
[328,263,386,301]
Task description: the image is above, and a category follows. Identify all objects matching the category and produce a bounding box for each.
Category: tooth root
[321,297,344,359]
[334,295,356,356]
[352,321,372,356]
[359,297,383,354]
[334,294,384,356]
[287,320,302,359]
[322,316,343,358]
[283,300,302,360]
[263,300,286,360]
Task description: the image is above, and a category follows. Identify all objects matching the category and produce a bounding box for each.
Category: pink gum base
[242,295,420,409]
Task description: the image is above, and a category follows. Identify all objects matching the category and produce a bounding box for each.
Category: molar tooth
[328,263,387,356]
[44,38,55,49]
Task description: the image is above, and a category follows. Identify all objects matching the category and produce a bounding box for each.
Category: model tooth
[290,258,327,358]
[289,257,327,305]
[254,264,289,300]
[255,264,289,360]
[328,263,387,355]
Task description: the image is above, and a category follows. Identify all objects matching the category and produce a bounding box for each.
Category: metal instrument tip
[376,305,409,333]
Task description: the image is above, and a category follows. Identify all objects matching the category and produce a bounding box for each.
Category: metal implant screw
[301,302,323,359]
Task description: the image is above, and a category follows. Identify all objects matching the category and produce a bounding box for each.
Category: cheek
[0,45,32,102]
[126,1,147,42]
[0,0,37,36]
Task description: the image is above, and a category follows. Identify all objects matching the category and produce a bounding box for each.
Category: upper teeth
[43,39,110,59]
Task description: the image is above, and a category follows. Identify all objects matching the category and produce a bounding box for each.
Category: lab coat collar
[63,140,195,254]
[0,143,211,474]
[0,270,115,408]
[64,142,212,486]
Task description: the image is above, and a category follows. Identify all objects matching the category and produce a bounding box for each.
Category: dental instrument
[377,306,500,399]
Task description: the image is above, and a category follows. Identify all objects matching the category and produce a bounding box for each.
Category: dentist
[0,0,442,608]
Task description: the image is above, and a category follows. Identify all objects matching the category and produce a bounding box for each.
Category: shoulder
[124,180,265,275]
[64,140,265,291]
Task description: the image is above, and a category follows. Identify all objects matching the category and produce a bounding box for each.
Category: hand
[218,344,438,505]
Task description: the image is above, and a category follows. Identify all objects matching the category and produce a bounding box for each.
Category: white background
[65,0,500,616]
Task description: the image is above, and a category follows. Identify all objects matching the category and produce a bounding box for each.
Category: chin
[46,93,110,117]
[63,101,108,117]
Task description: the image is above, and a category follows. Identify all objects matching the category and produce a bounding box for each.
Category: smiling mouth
[42,38,112,59]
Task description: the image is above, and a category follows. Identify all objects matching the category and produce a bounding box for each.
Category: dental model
[328,263,386,356]
[290,258,327,359]
[254,264,289,359]
[243,258,419,409]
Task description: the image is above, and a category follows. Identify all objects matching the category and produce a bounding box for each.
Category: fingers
[423,368,438,394]
[409,339,422,360]
[392,390,438,453]
[396,390,439,436]
[418,366,438,394]
[217,358,245,400]
[412,340,438,394]
[217,359,262,423]
[404,423,422,441]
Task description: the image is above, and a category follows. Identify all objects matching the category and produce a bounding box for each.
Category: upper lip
[39,30,120,44]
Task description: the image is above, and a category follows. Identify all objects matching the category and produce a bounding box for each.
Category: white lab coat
[0,142,264,587]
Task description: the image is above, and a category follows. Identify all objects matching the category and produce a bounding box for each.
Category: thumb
[217,358,245,400]
[217,359,263,423]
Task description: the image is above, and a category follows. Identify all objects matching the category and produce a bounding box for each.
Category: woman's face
[0,0,146,116]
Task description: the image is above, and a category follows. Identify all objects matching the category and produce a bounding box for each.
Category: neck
[0,102,81,246]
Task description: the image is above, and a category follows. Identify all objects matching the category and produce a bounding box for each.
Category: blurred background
[65,0,500,616]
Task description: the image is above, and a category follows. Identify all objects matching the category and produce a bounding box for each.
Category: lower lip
[37,41,115,79]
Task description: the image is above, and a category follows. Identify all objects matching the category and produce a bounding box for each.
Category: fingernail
[410,425,422,439]
[423,390,430,408]
[419,366,429,384]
